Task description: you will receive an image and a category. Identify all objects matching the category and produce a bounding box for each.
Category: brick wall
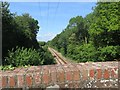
[0,61,119,89]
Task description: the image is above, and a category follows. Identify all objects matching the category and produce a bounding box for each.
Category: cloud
[37,32,56,42]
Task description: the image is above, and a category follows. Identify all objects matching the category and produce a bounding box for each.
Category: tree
[14,13,40,49]
[2,2,18,61]
[67,16,89,44]
[49,2,120,62]
[2,2,40,64]
[89,2,120,47]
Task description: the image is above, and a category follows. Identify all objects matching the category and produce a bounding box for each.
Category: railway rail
[48,47,68,65]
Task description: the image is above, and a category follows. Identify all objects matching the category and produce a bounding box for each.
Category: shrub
[5,47,44,67]
[42,45,56,65]
[0,65,15,71]
[76,44,98,62]
[98,46,120,61]
[67,44,98,62]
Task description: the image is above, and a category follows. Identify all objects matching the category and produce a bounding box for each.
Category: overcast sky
[9,2,96,42]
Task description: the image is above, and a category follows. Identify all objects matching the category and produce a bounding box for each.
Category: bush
[76,44,98,62]
[66,44,98,62]
[98,46,120,61]
[5,47,44,67]
[42,45,56,65]
[0,65,15,71]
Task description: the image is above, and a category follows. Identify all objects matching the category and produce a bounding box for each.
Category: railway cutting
[48,47,69,65]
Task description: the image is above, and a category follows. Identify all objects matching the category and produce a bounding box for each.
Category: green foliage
[15,13,39,40]
[2,2,18,61]
[1,2,58,68]
[2,2,40,63]
[76,44,98,62]
[98,46,120,61]
[5,47,44,67]
[2,2,120,67]
[67,44,98,62]
[89,2,120,47]
[14,13,40,49]
[49,2,120,62]
[38,41,46,46]
[42,45,56,65]
[2,45,56,69]
[0,65,15,71]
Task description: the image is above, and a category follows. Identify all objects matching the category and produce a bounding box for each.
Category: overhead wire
[38,1,41,17]
[38,1,60,38]
[53,0,60,25]
[47,2,50,28]
[38,1,41,29]
[54,0,60,20]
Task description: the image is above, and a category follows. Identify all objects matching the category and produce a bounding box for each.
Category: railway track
[48,47,68,65]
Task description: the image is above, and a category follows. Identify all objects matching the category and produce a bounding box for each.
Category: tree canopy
[2,2,55,66]
[49,2,120,62]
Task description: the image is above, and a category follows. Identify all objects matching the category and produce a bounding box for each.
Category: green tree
[89,2,120,47]
[2,2,40,62]
[2,2,18,61]
[49,2,120,62]
[15,13,39,49]
[68,16,88,44]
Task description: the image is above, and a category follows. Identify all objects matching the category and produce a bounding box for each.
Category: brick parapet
[0,61,119,89]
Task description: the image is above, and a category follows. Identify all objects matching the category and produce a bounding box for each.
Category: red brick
[63,65,72,81]
[1,61,118,88]
[90,69,94,78]
[34,66,41,72]
[9,76,15,87]
[69,64,80,81]
[2,76,7,88]
[103,69,110,79]
[66,71,72,81]
[73,71,80,81]
[26,74,33,87]
[42,74,49,84]
[111,68,118,78]
[81,69,88,80]
[57,72,64,83]
[27,66,35,73]
[50,66,57,83]
[96,69,102,79]
[42,66,49,74]
[69,64,77,71]
[34,72,41,86]
[19,68,28,73]
[17,74,24,87]
[51,71,57,83]
[56,65,65,83]
[13,68,21,73]
[76,64,88,80]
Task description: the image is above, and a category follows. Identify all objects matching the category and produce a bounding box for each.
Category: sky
[9,2,96,42]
